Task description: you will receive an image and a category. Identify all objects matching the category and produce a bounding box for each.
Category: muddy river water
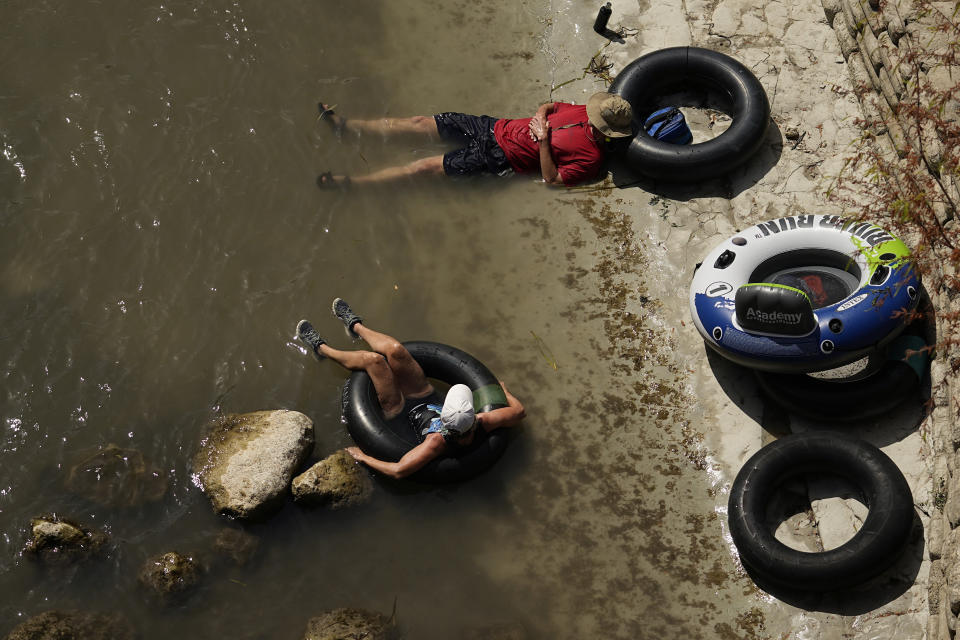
[0,0,833,637]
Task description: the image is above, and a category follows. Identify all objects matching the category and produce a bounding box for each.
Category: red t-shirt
[493,103,605,186]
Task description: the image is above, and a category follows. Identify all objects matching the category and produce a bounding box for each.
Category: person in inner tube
[296,298,526,479]
[314,92,633,188]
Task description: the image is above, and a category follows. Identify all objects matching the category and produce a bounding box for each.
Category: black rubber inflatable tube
[728,432,914,591]
[341,341,509,483]
[754,334,928,421]
[754,359,921,422]
[608,47,770,182]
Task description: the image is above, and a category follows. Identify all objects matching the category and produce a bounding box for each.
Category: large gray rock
[23,516,108,564]
[302,607,396,640]
[291,449,373,508]
[4,610,133,640]
[193,410,314,520]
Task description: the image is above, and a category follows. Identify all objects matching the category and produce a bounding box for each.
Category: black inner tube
[754,334,927,421]
[341,341,510,483]
[608,46,770,181]
[728,432,914,591]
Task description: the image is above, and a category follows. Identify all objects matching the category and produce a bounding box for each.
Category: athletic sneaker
[296,319,326,359]
[331,298,362,338]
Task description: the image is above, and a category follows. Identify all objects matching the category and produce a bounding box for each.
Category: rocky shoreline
[814,0,959,636]
[7,410,391,639]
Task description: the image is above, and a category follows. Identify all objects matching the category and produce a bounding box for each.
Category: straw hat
[586,92,634,138]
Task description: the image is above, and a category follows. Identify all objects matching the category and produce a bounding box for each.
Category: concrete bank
[589,0,955,636]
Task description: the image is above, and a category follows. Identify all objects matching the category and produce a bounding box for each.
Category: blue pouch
[644,107,693,145]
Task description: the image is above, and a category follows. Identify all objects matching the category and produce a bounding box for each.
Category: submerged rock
[302,607,396,640]
[138,551,202,601]
[4,610,134,640]
[23,515,108,564]
[212,527,259,567]
[291,449,373,508]
[65,444,168,508]
[193,410,314,520]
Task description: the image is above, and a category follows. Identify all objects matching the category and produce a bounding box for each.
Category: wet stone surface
[65,444,168,508]
[23,515,108,565]
[4,610,134,640]
[302,607,396,640]
[138,551,202,602]
[193,410,315,521]
[291,449,373,509]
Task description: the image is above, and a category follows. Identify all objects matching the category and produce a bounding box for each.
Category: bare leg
[352,322,433,398]
[319,156,446,187]
[318,344,405,418]
[320,103,439,140]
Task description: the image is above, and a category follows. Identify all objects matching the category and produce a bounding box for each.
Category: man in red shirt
[316,92,633,188]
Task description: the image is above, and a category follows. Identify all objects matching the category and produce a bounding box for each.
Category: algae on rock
[23,515,108,564]
[291,449,373,509]
[4,610,134,640]
[138,551,202,601]
[302,607,397,640]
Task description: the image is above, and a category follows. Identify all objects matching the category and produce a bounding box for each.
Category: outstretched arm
[345,435,445,479]
[478,381,526,432]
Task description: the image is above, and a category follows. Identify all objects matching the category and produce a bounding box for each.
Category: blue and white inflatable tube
[689,215,920,373]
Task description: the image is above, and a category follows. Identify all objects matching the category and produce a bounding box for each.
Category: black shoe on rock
[296,319,326,359]
[331,298,362,338]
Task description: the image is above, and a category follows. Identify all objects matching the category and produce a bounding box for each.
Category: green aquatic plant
[531,330,559,370]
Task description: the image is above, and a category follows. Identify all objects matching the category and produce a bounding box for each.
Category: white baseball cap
[440,384,476,435]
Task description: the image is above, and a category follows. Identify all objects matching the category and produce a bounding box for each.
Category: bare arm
[345,435,446,479]
[535,102,557,119]
[529,104,564,186]
[537,131,563,185]
[477,381,526,432]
